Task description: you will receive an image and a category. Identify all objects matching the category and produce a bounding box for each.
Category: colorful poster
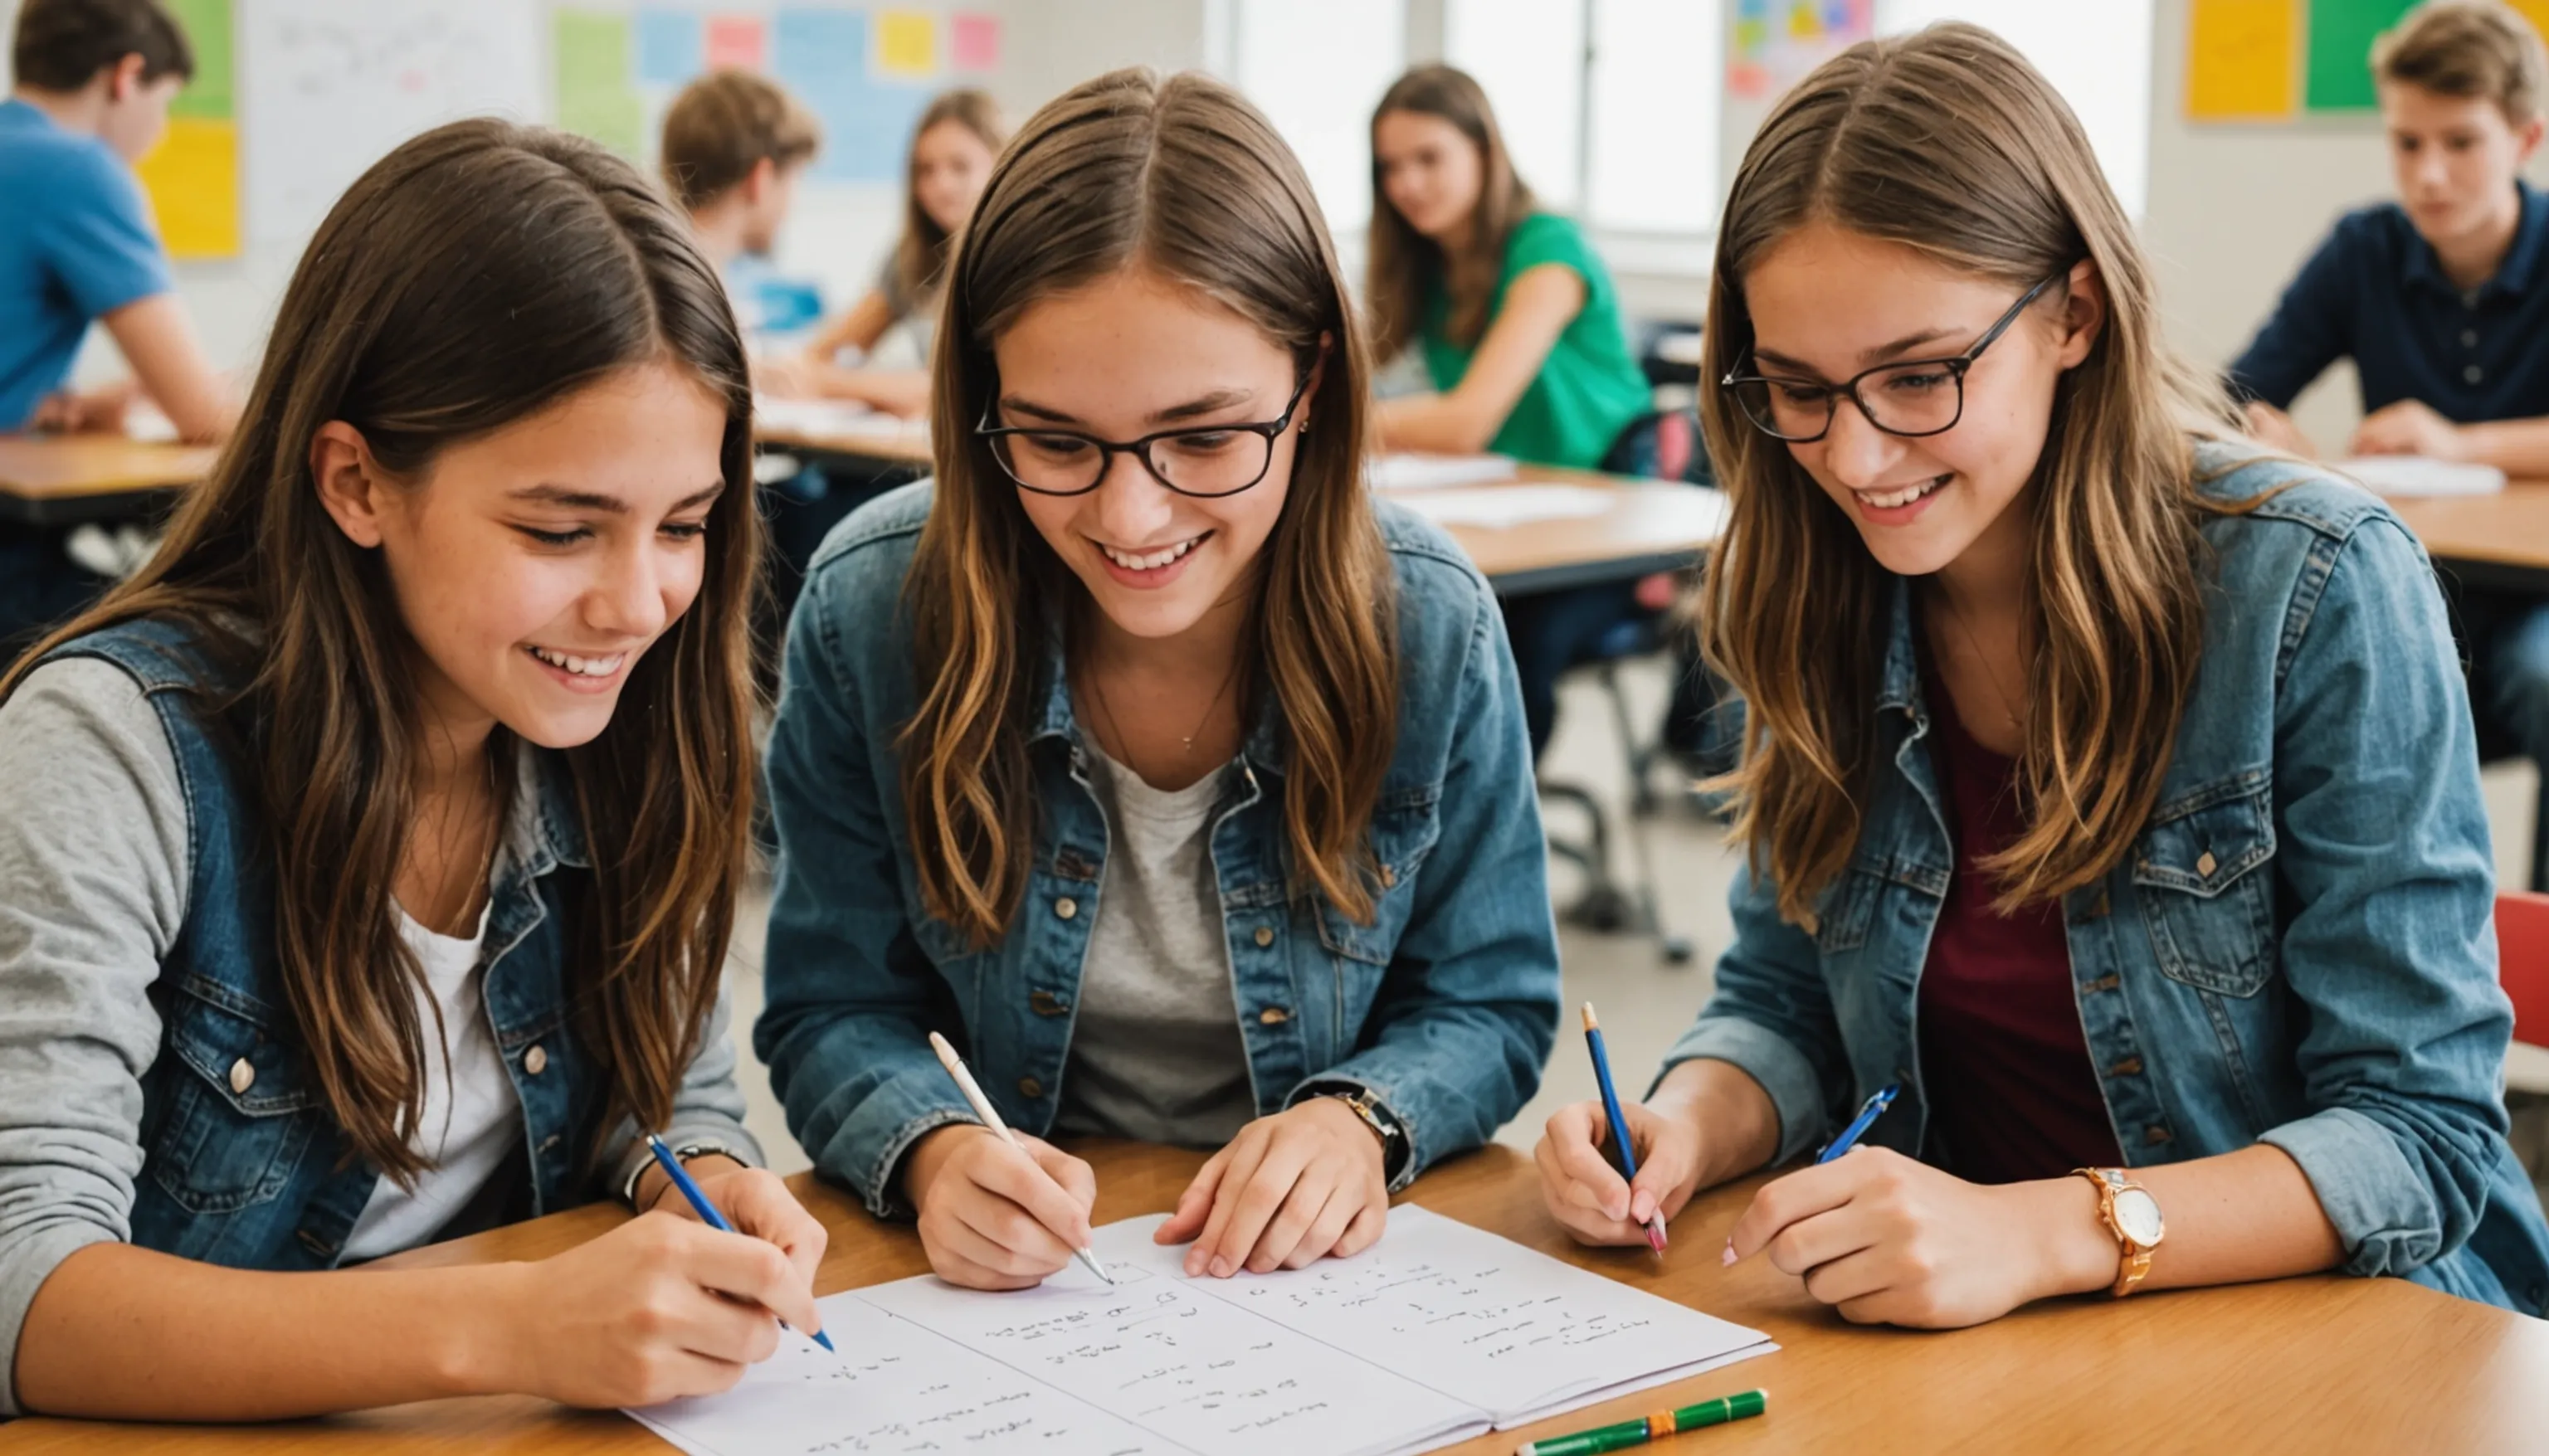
[555,9,646,158]
[706,13,767,69]
[951,12,1001,71]
[636,8,704,85]
[2304,0,2415,111]
[2188,0,2298,120]
[775,7,928,182]
[144,0,237,256]
[1728,0,1873,102]
[877,11,937,78]
[138,118,240,257]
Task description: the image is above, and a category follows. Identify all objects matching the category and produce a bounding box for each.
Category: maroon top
[1917,670,2126,1185]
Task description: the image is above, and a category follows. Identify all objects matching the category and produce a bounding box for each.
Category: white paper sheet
[1369,453,1521,491]
[1395,485,1617,529]
[1186,1205,1777,1429]
[2332,456,2508,498]
[626,1210,1772,1456]
[752,397,933,453]
[860,1220,1487,1456]
[631,1308,1177,1456]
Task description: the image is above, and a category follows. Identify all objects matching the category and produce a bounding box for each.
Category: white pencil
[926,1031,1114,1285]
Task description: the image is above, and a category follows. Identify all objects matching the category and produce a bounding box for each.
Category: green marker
[1513,1389,1767,1456]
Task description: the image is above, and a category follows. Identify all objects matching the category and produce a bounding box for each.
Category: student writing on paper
[1535,25,2549,1326]
[0,120,826,1420]
[2230,0,2549,893]
[2,0,234,647]
[764,89,1008,417]
[1364,65,1670,758]
[758,69,1562,1293]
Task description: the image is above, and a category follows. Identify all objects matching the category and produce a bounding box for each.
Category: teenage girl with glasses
[757,69,1562,1293]
[1536,24,2549,1325]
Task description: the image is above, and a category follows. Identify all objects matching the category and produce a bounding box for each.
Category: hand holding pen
[905,1031,1116,1291]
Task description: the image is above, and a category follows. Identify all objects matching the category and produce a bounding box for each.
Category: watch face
[2113,1187,2165,1245]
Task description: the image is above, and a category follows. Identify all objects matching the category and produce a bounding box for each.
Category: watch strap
[2074,1166,2158,1298]
[625,1139,738,1210]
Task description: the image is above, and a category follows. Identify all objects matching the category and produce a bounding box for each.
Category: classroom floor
[720,655,2549,1186]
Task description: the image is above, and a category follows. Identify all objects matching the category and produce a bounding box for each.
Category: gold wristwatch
[2074,1166,2165,1297]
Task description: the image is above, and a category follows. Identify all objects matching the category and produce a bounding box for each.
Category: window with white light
[1874,0,2156,217]
[1223,0,1408,232]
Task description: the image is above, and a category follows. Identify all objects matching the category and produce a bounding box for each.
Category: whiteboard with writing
[240,0,542,246]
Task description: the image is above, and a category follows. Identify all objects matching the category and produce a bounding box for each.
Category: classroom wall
[0,0,1046,383]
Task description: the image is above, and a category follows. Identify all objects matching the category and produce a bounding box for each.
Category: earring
[1299,419,1311,435]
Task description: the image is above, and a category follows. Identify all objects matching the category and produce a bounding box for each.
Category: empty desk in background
[2391,480,2549,592]
[8,1140,2540,1455]
[0,436,215,526]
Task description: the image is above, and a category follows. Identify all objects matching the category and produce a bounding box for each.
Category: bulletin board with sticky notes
[2188,0,2549,121]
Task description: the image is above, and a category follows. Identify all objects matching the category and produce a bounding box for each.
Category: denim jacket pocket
[149,980,321,1216]
[1315,786,1444,967]
[2132,772,2278,997]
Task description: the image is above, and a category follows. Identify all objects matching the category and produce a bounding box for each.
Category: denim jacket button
[1259,1006,1291,1025]
[1055,897,1079,921]
[1252,926,1274,948]
[2143,1124,2172,1145]
[524,1045,548,1075]
[228,1058,255,1095]
[2195,850,2218,878]
[1380,865,1398,889]
[1029,990,1069,1016]
[1016,1076,1045,1099]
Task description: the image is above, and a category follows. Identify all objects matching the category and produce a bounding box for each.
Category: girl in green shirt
[1367,64,1663,755]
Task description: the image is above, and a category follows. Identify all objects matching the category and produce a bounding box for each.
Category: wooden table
[11,1142,2542,1454]
[2390,480,2549,591]
[0,435,215,526]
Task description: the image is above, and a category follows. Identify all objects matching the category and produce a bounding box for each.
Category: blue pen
[1581,1002,1668,1254]
[1815,1083,1902,1164]
[645,1134,835,1352]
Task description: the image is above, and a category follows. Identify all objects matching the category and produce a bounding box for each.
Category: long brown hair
[1364,64,1537,361]
[3,119,763,1182]
[892,88,1008,309]
[906,67,1396,947]
[1698,23,2240,926]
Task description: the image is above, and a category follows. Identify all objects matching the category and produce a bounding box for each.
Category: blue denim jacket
[758,483,1564,1217]
[41,621,756,1270]
[1664,445,2549,1314]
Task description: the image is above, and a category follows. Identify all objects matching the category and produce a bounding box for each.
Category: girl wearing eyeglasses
[1536,25,2549,1323]
[758,69,1562,1293]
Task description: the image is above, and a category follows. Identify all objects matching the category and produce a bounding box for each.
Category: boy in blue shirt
[3,0,231,645]
[2230,0,2549,889]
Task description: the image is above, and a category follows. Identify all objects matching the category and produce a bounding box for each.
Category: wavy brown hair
[3,119,763,1182]
[891,88,1008,309]
[1698,24,2242,927]
[1364,64,1537,361]
[907,67,1396,947]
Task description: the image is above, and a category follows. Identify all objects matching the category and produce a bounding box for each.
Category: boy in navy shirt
[3,0,230,644]
[2231,0,2549,889]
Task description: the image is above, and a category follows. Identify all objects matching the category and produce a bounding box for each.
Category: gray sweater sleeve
[0,659,191,1416]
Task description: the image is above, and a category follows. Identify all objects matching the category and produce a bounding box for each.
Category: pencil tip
[811,1329,836,1352]
[1580,1001,1598,1030]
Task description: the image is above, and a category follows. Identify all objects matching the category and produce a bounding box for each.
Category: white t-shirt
[339,901,524,1262]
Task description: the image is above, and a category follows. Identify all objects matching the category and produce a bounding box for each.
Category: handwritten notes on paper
[631,1210,1772,1456]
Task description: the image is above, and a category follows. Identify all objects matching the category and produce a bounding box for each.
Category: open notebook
[631,1205,1774,1456]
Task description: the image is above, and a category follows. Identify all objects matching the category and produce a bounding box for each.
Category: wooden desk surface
[11,1141,2542,1454]
[2389,480,2549,581]
[0,435,216,525]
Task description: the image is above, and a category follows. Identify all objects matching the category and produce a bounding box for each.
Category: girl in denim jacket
[1538,24,2549,1322]
[758,69,1562,1293]
[0,120,825,1418]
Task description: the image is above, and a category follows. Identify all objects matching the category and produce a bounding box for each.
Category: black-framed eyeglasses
[1720,269,2069,444]
[975,373,1313,498]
